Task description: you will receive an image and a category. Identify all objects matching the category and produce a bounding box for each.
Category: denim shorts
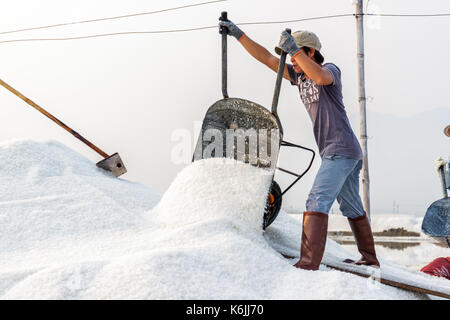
[305,155,365,218]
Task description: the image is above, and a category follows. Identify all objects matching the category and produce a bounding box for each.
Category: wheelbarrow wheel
[263,180,282,230]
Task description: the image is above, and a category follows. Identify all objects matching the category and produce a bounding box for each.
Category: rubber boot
[294,211,328,271]
[344,212,380,267]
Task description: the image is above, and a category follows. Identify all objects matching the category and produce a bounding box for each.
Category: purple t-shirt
[288,62,362,160]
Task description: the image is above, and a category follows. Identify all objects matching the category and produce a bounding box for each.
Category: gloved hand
[218,20,245,41]
[434,156,448,173]
[278,30,300,57]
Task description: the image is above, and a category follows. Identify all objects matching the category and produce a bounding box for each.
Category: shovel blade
[96,152,127,177]
[422,198,450,247]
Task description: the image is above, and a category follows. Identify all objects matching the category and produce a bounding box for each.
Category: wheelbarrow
[193,12,315,229]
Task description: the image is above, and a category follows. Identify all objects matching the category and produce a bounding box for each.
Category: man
[219,19,380,270]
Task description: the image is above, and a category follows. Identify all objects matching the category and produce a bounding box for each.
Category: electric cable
[1,11,450,45]
[0,14,355,44]
[0,0,226,35]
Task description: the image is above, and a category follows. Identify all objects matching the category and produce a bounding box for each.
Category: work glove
[278,30,300,57]
[434,156,447,173]
[218,20,245,41]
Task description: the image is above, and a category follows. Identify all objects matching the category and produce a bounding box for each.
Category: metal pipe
[438,166,449,199]
[271,28,290,117]
[219,11,229,98]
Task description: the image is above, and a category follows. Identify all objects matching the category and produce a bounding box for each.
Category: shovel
[421,127,450,247]
[0,78,127,177]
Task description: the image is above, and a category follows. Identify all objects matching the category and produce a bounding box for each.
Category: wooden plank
[323,263,450,300]
[280,253,450,299]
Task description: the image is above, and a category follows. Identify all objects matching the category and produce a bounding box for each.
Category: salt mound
[152,158,272,233]
[0,139,420,299]
[0,139,161,256]
[0,139,99,181]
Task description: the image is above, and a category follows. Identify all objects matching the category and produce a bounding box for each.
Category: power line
[0,27,219,44]
[366,13,450,17]
[237,13,354,26]
[1,11,450,45]
[0,14,354,44]
[0,0,226,36]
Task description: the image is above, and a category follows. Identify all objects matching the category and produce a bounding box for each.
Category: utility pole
[355,0,371,219]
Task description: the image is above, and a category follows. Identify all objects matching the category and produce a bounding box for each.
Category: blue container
[422,197,450,247]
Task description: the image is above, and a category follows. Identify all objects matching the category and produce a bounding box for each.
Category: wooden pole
[0,78,109,158]
[324,263,450,300]
[355,0,371,219]
[280,253,450,299]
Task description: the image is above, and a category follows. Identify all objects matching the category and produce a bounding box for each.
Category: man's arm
[239,35,291,81]
[291,50,333,85]
[219,20,291,80]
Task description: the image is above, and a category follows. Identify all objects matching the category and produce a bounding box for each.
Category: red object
[421,257,450,280]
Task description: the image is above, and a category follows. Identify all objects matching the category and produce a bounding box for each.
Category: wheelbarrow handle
[219,11,229,98]
[219,11,228,34]
[438,166,449,199]
[271,28,291,117]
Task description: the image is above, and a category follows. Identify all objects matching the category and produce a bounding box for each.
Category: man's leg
[337,160,380,267]
[295,155,359,270]
[336,160,365,219]
[306,156,360,214]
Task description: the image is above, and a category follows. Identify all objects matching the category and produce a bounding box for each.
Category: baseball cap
[275,30,322,56]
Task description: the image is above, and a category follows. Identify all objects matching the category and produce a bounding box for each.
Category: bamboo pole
[355,0,371,219]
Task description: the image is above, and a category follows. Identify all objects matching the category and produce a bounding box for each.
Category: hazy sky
[1,0,449,215]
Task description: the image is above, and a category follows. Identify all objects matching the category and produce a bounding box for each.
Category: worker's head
[275,30,324,73]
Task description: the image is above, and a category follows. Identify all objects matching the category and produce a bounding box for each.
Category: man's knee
[306,192,333,214]
[338,197,364,219]
[341,209,364,219]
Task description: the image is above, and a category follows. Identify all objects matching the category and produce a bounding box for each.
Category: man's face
[290,48,315,73]
[291,57,303,73]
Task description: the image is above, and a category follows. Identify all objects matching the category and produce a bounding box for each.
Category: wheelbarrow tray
[193,97,283,229]
[193,97,281,170]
